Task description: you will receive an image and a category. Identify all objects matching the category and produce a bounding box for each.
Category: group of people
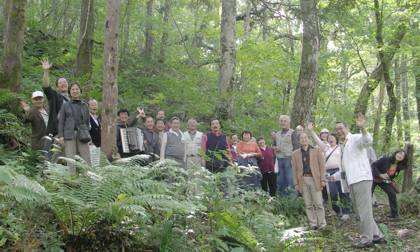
[21,60,408,249]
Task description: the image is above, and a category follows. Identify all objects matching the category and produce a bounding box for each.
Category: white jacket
[341,132,373,186]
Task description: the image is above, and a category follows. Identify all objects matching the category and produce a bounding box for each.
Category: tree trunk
[282,11,295,114]
[394,57,403,146]
[0,1,5,42]
[414,47,420,131]
[62,0,71,38]
[120,0,131,62]
[402,143,414,192]
[372,81,385,149]
[243,0,251,40]
[353,20,407,124]
[261,8,269,41]
[158,0,171,63]
[382,62,397,153]
[217,0,236,120]
[101,0,120,160]
[142,0,154,60]
[374,0,397,154]
[400,54,411,142]
[291,0,320,128]
[76,0,95,77]
[1,0,26,92]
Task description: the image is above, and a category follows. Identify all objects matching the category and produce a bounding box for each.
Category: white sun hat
[31,91,44,98]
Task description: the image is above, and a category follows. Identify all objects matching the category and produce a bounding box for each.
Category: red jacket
[257,146,275,173]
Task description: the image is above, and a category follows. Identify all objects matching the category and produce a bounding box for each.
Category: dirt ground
[320,192,420,251]
[285,191,420,251]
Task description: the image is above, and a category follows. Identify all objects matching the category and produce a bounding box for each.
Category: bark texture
[158,0,171,63]
[1,0,26,92]
[142,0,154,59]
[101,0,120,160]
[76,0,95,76]
[291,0,320,128]
[217,0,236,119]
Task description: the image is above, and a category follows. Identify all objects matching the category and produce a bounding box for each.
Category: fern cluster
[1,154,309,251]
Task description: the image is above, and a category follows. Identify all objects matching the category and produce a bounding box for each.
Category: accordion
[120,127,144,153]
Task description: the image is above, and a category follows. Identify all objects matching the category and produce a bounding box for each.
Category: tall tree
[101,0,120,160]
[158,0,171,63]
[400,54,410,142]
[291,0,320,127]
[142,0,154,60]
[394,57,403,146]
[372,81,385,149]
[369,0,398,153]
[217,0,236,119]
[414,48,420,131]
[76,0,95,77]
[283,3,296,114]
[1,0,26,92]
[120,0,131,62]
[352,19,407,124]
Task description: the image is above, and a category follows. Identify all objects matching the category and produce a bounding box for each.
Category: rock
[280,226,309,241]
[397,229,415,239]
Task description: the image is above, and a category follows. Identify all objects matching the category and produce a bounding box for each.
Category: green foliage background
[0,0,418,153]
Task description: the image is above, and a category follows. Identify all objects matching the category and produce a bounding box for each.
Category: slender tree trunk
[1,0,26,92]
[101,0,120,160]
[353,20,407,124]
[283,11,294,114]
[217,0,236,120]
[374,0,397,153]
[414,48,420,131]
[402,143,414,192]
[142,0,154,60]
[243,0,251,40]
[261,8,269,41]
[0,2,4,42]
[158,0,171,63]
[400,54,411,142]
[382,63,397,153]
[76,0,95,77]
[291,0,320,128]
[394,57,403,146]
[120,0,131,62]
[373,81,385,149]
[62,0,70,38]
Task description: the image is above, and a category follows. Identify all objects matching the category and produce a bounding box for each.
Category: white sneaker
[341,214,350,221]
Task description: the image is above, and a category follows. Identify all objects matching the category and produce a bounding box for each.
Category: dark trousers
[261,172,277,196]
[322,187,328,202]
[327,168,351,214]
[372,181,398,217]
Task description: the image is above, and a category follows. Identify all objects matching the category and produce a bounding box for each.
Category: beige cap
[32,91,44,98]
[320,128,329,134]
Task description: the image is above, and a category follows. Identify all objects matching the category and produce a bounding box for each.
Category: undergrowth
[0,151,312,251]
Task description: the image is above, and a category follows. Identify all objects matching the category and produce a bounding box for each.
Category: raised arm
[41,58,52,88]
[354,113,372,149]
[20,101,32,121]
[307,122,328,152]
[135,107,146,128]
